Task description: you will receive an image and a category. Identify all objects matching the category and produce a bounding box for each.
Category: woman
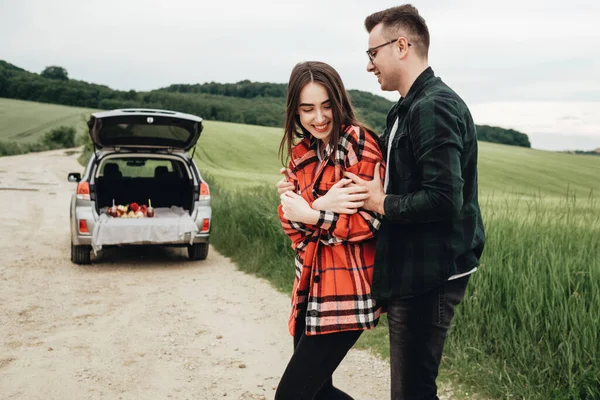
[275,61,385,400]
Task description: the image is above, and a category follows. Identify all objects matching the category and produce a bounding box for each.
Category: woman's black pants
[275,308,363,400]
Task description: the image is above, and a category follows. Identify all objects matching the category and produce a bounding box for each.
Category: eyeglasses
[366,39,412,64]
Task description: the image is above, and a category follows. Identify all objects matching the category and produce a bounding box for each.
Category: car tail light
[201,218,210,232]
[76,181,91,201]
[199,182,210,200]
[79,219,89,233]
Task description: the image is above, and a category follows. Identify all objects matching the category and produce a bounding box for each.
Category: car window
[98,159,183,178]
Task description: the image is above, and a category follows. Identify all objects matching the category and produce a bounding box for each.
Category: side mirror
[68,172,81,182]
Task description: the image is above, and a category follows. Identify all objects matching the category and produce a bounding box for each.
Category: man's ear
[397,37,410,58]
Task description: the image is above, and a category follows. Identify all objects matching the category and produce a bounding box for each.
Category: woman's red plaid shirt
[278,125,385,336]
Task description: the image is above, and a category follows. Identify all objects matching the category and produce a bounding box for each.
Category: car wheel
[188,243,208,261]
[71,243,91,265]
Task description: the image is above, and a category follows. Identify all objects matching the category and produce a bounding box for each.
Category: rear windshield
[93,115,199,149]
[97,158,190,179]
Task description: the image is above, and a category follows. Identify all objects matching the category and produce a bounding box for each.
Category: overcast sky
[1,0,599,150]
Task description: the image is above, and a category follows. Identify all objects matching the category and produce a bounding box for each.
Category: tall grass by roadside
[207,173,600,400]
[446,194,600,400]
[208,177,296,292]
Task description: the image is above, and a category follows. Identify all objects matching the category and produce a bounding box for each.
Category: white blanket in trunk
[92,206,199,253]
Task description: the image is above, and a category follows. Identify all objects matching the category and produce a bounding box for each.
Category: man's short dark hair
[365,4,430,59]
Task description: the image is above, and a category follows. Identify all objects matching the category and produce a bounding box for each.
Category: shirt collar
[313,140,333,162]
[397,66,435,110]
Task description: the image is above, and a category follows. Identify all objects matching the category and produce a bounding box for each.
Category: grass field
[196,119,600,201]
[194,120,285,186]
[6,98,600,399]
[3,97,599,201]
[0,98,96,143]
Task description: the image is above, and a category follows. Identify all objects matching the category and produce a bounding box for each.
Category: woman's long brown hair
[279,61,374,166]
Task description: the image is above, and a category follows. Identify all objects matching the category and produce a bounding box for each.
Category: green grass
[447,196,599,399]
[0,98,96,143]
[194,120,285,187]
[208,177,600,400]
[195,119,600,201]
[8,97,600,399]
[478,144,600,199]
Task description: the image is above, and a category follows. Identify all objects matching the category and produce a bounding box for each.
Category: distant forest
[0,60,531,148]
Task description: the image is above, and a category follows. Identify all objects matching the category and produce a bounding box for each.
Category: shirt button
[309,310,318,317]
[313,275,320,283]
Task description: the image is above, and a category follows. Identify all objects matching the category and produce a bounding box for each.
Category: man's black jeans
[387,275,470,400]
[275,307,362,400]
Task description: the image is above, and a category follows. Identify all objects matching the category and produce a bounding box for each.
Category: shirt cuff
[315,210,338,230]
[383,194,401,221]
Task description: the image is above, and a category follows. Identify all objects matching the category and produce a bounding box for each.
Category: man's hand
[312,178,370,214]
[280,191,320,224]
[276,167,295,195]
[344,163,386,215]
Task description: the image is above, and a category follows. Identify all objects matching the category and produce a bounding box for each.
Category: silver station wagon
[68,109,211,264]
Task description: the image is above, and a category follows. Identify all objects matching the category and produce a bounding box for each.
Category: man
[342,5,486,399]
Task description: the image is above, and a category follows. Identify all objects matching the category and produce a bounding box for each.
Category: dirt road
[0,149,452,400]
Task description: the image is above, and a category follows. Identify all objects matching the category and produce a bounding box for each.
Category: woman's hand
[312,178,370,214]
[281,191,320,225]
[276,167,295,195]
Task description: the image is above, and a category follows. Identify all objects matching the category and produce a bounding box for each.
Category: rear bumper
[72,232,209,247]
[71,204,211,247]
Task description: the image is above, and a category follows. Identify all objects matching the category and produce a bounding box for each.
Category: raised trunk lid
[88,109,203,151]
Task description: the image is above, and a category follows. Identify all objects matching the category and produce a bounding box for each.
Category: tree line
[0,61,531,148]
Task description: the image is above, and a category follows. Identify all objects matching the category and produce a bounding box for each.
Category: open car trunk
[94,156,194,214]
[88,109,203,151]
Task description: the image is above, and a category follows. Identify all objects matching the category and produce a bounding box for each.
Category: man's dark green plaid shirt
[372,67,486,300]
